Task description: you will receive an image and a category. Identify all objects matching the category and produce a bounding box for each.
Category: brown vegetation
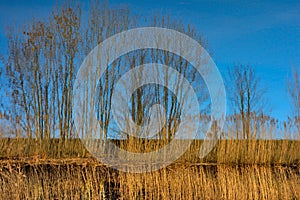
[0,138,299,199]
[0,1,299,199]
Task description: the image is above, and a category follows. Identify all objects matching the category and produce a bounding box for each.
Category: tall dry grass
[0,118,299,199]
[0,160,299,200]
[1,138,299,165]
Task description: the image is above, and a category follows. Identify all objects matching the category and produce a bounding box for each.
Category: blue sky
[0,0,299,121]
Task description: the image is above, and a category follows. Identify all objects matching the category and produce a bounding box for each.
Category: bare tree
[92,14,209,141]
[3,0,209,142]
[287,68,300,134]
[5,5,81,140]
[288,68,300,117]
[226,64,266,139]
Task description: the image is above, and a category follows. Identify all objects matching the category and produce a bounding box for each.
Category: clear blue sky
[0,0,299,121]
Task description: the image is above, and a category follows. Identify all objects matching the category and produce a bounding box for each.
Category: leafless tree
[3,1,209,142]
[226,64,266,139]
[287,68,300,134]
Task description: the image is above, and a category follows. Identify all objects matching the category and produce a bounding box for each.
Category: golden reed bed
[0,139,299,199]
